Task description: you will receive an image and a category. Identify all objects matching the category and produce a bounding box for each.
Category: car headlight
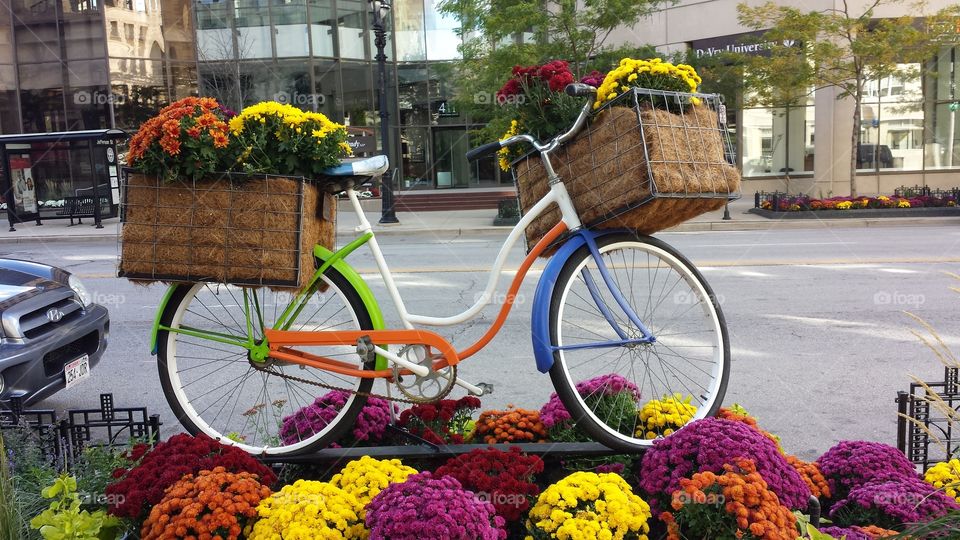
[69,274,92,306]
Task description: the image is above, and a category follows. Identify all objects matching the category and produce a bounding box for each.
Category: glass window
[924,46,959,170]
[14,22,61,63]
[424,0,459,61]
[429,62,462,125]
[741,108,779,177]
[195,1,231,30]
[111,59,170,130]
[394,0,425,61]
[308,1,335,57]
[235,8,273,58]
[270,62,314,108]
[169,62,199,101]
[0,65,20,134]
[0,7,13,64]
[340,62,374,130]
[859,65,923,171]
[200,61,242,111]
[397,63,429,126]
[400,126,430,188]
[433,127,474,187]
[63,17,107,60]
[313,60,340,120]
[273,1,310,57]
[337,0,368,60]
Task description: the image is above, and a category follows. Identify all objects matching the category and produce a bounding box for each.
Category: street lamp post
[371,0,398,224]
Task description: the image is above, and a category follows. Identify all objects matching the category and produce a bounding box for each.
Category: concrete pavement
[3,195,960,244]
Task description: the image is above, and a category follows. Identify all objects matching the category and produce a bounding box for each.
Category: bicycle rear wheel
[548,233,729,451]
[156,267,374,455]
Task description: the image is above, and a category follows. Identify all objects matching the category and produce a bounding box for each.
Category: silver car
[0,259,108,407]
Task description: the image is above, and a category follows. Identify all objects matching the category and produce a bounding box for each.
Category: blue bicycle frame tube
[530,228,655,373]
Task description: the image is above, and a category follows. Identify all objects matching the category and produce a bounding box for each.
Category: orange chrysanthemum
[666,458,797,540]
[786,454,831,499]
[476,406,548,444]
[140,466,271,540]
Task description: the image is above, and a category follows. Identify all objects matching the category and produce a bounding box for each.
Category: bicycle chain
[250,362,454,405]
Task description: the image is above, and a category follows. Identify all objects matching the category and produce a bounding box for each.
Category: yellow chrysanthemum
[329,456,418,521]
[637,394,697,439]
[526,472,652,539]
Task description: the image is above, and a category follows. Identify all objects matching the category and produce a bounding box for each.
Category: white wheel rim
[163,280,366,455]
[554,240,726,446]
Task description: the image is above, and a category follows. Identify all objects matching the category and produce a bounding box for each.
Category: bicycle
[151,83,731,455]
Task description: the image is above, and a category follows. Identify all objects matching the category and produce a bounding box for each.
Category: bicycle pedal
[476,383,494,395]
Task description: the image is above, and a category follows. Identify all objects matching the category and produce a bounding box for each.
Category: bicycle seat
[321,155,388,177]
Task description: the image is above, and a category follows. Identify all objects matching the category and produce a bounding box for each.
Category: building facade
[0,0,957,195]
[608,0,960,195]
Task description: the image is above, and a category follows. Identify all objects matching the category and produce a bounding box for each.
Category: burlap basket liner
[514,103,741,252]
[119,173,336,290]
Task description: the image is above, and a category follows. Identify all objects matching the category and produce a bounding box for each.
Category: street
[9,224,960,459]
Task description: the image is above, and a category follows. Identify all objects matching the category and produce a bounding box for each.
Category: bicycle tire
[156,266,375,456]
[547,233,730,451]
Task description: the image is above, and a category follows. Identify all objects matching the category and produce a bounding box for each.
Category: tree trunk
[850,87,861,198]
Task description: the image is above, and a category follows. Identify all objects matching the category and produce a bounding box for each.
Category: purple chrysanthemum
[366,472,507,540]
[638,417,811,513]
[815,526,873,540]
[539,374,641,429]
[816,441,918,502]
[279,390,393,446]
[829,477,959,529]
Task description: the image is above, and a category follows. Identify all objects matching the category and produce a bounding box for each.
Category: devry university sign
[690,30,800,58]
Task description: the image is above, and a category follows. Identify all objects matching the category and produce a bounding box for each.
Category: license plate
[64,354,90,390]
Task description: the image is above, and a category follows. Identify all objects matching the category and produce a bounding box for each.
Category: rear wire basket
[117,171,336,290]
[512,87,741,253]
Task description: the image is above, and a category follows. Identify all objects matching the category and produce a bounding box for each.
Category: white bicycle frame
[344,179,580,328]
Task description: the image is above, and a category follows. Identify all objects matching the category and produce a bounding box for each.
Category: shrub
[434,447,543,522]
[329,456,417,521]
[365,472,506,540]
[279,390,393,447]
[105,433,276,521]
[829,477,959,529]
[815,441,917,503]
[526,471,651,539]
[140,467,270,540]
[638,418,811,513]
[247,480,365,539]
[662,459,796,540]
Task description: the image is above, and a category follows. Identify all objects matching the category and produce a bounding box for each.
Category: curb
[3,216,958,244]
[0,234,117,245]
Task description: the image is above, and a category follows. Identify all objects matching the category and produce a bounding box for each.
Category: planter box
[513,89,740,252]
[748,207,960,219]
[119,173,336,290]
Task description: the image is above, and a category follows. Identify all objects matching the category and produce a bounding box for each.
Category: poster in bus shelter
[9,155,37,214]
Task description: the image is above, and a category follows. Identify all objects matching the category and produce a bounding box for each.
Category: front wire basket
[512,87,741,253]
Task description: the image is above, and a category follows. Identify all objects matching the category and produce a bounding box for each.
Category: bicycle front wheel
[156,267,374,456]
[548,233,729,451]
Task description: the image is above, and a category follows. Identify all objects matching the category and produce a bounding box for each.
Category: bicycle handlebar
[465,140,503,162]
[466,83,598,163]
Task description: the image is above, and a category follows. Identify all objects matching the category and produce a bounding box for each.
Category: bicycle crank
[392,344,457,403]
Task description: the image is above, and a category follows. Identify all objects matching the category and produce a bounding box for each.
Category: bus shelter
[0,129,127,231]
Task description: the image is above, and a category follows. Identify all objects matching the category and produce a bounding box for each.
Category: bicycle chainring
[392,345,456,403]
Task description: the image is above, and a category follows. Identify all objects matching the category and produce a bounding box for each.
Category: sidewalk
[2,196,960,244]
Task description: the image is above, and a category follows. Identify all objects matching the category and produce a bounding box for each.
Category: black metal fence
[896,366,960,470]
[0,393,161,471]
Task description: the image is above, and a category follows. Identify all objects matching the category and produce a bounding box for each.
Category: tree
[737,0,959,196]
[436,0,668,141]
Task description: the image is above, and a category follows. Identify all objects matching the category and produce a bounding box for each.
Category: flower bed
[6,390,959,540]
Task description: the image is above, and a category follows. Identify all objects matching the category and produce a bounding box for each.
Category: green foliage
[736,0,960,195]
[436,0,670,145]
[30,475,120,540]
[0,434,19,540]
[890,508,960,538]
[71,446,133,510]
[4,427,59,540]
